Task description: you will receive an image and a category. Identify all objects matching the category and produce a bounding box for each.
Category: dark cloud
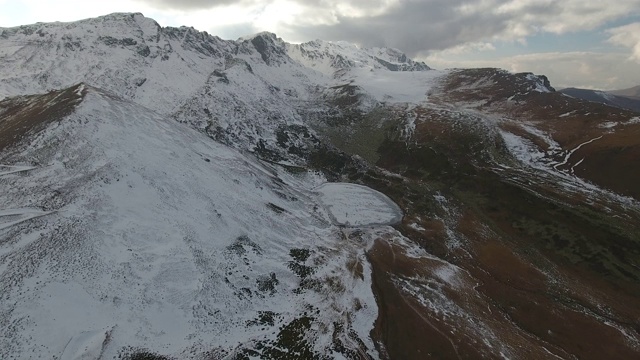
[280,0,640,56]
[136,0,640,58]
[137,0,390,11]
[138,0,267,10]
[283,0,515,55]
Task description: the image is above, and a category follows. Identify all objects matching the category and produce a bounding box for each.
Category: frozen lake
[314,182,403,227]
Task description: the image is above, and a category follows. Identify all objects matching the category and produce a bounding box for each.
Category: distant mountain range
[560,86,640,112]
[610,85,640,99]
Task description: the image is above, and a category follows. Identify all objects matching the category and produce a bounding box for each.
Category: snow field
[314,182,403,227]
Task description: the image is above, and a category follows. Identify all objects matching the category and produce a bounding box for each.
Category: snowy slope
[0,85,401,359]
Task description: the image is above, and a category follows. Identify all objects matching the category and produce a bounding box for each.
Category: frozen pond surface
[315,182,403,226]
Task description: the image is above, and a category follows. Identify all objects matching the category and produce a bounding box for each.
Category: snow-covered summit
[287,39,430,77]
[0,13,432,107]
[237,31,291,66]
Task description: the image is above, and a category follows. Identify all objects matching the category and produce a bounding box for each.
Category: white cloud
[432,42,497,56]
[0,0,164,26]
[280,0,640,56]
[607,22,640,62]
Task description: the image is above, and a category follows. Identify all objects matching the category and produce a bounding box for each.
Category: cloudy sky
[2,0,640,90]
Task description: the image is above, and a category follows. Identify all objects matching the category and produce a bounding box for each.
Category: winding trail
[553,136,603,171]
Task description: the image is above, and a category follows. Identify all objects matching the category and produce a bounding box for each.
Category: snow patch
[526,73,551,93]
[402,106,418,140]
[409,222,425,231]
[554,136,602,171]
[75,84,85,96]
[434,265,463,288]
[345,67,443,104]
[599,121,618,129]
[499,130,547,167]
[625,116,640,125]
[60,328,112,360]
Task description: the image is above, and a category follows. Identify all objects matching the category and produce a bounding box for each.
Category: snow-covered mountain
[0,13,228,114]
[0,12,439,164]
[2,13,640,360]
[0,83,408,359]
[0,12,429,109]
[287,38,430,76]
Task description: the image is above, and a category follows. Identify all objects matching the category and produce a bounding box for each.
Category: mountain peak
[287,39,430,76]
[238,31,279,41]
[238,31,289,66]
[0,12,144,29]
[93,11,146,20]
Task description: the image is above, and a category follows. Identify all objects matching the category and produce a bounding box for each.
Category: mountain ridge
[609,84,640,99]
[0,12,430,100]
[559,87,640,113]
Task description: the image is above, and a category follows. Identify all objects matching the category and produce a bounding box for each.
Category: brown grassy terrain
[368,139,640,358]
[0,84,85,152]
[313,71,640,358]
[432,68,640,200]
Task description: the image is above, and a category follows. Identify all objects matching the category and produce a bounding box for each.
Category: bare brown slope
[433,68,640,200]
[0,84,85,152]
[312,74,640,359]
[371,108,640,359]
